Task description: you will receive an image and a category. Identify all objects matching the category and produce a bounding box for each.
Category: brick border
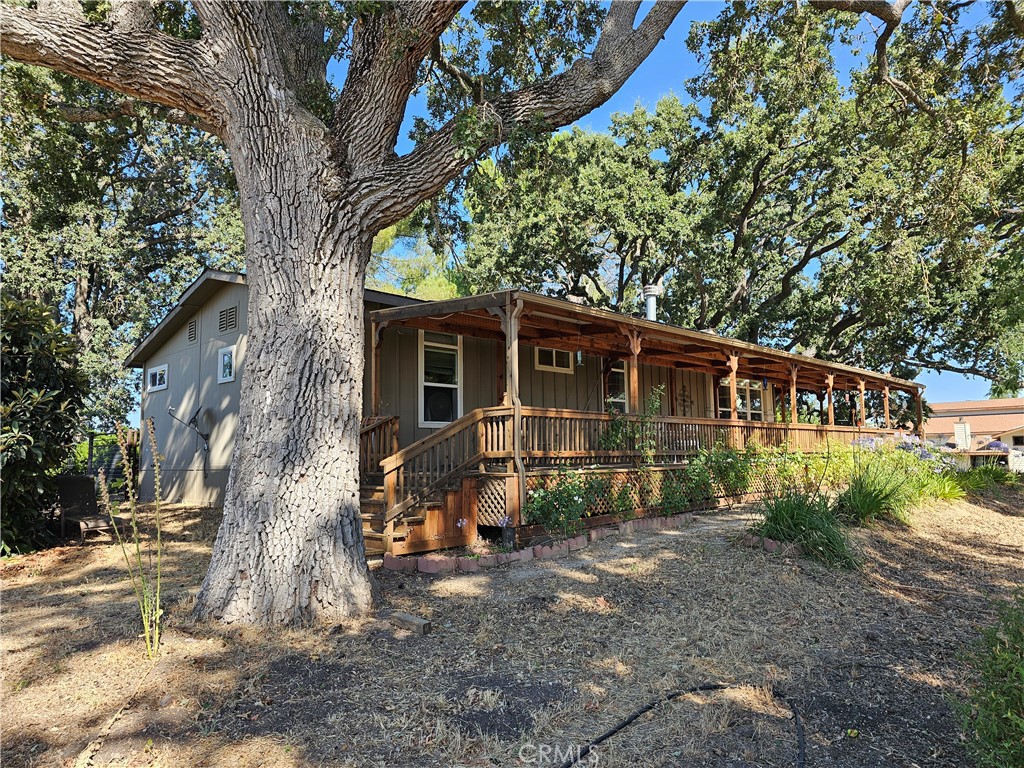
[381,512,697,574]
[736,532,803,557]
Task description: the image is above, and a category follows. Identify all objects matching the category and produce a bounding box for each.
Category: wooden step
[360,486,385,500]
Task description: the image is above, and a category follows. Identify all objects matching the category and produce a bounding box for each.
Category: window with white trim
[718,378,765,421]
[147,364,168,393]
[605,360,628,413]
[535,346,574,374]
[217,345,236,384]
[419,331,461,427]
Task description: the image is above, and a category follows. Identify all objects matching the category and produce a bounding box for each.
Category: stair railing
[379,406,513,522]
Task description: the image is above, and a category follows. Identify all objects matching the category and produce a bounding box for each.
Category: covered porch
[360,291,923,554]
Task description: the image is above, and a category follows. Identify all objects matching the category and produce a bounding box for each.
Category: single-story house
[126,270,923,554]
[925,397,1024,471]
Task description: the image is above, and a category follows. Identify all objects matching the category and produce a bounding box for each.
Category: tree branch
[0,4,222,135]
[332,2,465,171]
[361,0,686,228]
[53,99,216,133]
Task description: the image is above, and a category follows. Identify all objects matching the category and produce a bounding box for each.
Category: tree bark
[194,110,379,624]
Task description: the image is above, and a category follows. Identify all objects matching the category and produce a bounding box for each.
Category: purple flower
[455,518,468,529]
[986,440,1010,453]
[497,515,512,528]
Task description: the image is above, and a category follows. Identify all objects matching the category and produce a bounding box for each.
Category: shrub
[957,591,1024,768]
[918,472,967,501]
[704,443,755,496]
[660,461,715,515]
[959,465,1019,493]
[524,468,603,537]
[752,490,859,569]
[1,297,87,554]
[834,461,914,525]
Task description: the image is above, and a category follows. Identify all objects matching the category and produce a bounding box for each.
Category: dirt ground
[2,487,1021,768]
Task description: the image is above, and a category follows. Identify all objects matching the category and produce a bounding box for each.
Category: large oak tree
[4,0,998,624]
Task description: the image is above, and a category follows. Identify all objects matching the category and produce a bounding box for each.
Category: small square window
[535,346,574,373]
[147,364,168,393]
[1013,435,1024,447]
[217,345,236,384]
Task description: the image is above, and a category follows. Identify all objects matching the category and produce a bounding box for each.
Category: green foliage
[100,422,163,659]
[523,469,604,537]
[957,591,1024,768]
[660,461,715,515]
[835,462,916,526]
[454,3,1023,391]
[598,386,665,465]
[71,433,119,473]
[703,443,756,497]
[1,63,243,427]
[1,297,87,554]
[753,490,859,569]
[958,465,1020,494]
[917,472,968,502]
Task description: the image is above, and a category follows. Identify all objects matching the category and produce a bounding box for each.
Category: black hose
[556,683,806,768]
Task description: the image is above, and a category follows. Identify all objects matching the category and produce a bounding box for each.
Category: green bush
[835,461,915,525]
[1,297,87,554]
[752,490,859,569]
[660,461,715,515]
[957,591,1024,768]
[958,465,1019,494]
[524,469,604,537]
[918,471,967,501]
[704,443,755,496]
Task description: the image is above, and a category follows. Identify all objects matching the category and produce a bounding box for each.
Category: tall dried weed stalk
[99,419,163,659]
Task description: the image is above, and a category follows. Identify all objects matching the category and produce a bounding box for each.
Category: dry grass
[1,490,1021,768]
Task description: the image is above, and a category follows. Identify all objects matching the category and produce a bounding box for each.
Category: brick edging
[382,512,698,574]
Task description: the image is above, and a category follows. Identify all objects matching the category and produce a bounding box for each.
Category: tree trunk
[193,104,379,624]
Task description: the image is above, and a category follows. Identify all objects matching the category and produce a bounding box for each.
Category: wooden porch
[359,291,923,555]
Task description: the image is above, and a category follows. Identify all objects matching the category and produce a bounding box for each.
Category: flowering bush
[986,440,1010,453]
[523,469,604,537]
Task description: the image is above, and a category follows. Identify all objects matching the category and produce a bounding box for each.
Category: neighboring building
[127,270,923,554]
[925,397,1024,470]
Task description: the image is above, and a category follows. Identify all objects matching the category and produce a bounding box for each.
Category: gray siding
[138,283,247,504]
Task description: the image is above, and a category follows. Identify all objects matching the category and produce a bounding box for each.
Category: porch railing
[359,415,399,476]
[375,405,898,520]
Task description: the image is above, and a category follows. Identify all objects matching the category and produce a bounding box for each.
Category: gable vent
[187,317,198,344]
[218,305,238,334]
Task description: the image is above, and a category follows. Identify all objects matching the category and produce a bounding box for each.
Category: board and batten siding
[138,283,247,504]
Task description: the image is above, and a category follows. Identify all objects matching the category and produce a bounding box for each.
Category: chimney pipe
[643,284,661,322]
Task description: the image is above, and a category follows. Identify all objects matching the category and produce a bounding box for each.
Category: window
[218,304,238,334]
[147,364,168,393]
[605,360,627,413]
[217,345,236,384]
[419,331,461,427]
[535,346,574,374]
[187,317,198,344]
[1014,435,1024,447]
[718,378,764,421]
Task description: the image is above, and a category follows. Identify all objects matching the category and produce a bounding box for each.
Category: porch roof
[368,290,921,394]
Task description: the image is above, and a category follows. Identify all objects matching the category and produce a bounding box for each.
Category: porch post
[623,327,642,413]
[825,374,835,427]
[883,385,891,429]
[727,354,739,420]
[503,297,526,520]
[370,320,385,417]
[789,365,799,424]
[914,388,925,439]
[857,379,866,428]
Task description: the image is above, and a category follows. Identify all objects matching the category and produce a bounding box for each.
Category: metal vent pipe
[643,284,662,322]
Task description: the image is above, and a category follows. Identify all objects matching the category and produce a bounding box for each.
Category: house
[127,270,924,554]
[924,397,1024,470]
